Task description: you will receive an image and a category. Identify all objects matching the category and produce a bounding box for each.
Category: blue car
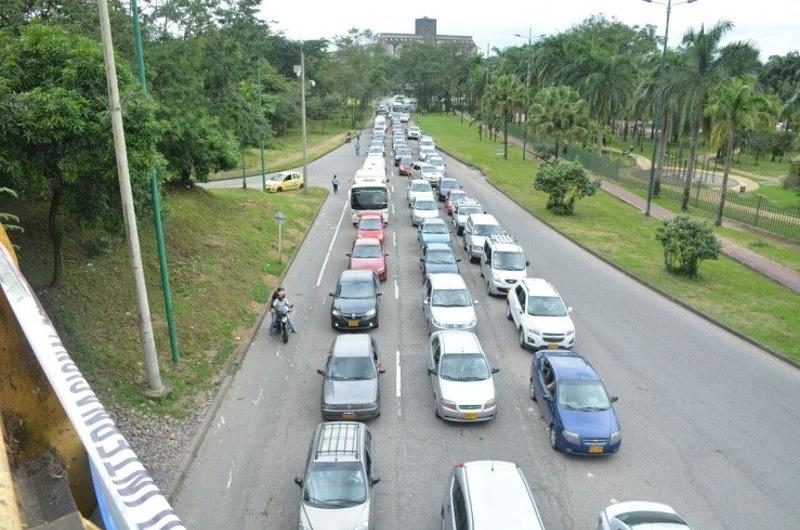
[420,243,460,276]
[529,351,621,455]
[418,218,451,250]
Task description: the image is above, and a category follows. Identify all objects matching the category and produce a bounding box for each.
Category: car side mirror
[423,299,429,305]
[370,476,381,486]
[294,477,303,487]
[328,292,335,297]
[456,258,462,263]
[473,300,479,305]
[377,292,383,297]
[385,252,389,256]
[378,368,386,375]
[420,257,424,262]
[567,306,573,314]
[345,252,351,257]
[427,367,436,375]
[526,261,530,267]
[610,396,619,403]
[491,368,500,374]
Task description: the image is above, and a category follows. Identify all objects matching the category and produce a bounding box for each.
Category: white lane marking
[252,388,263,405]
[391,203,396,215]
[316,199,349,287]
[391,184,395,194]
[395,351,402,398]
[394,280,399,299]
[610,498,618,504]
[226,458,235,489]
[275,349,281,358]
[393,231,397,247]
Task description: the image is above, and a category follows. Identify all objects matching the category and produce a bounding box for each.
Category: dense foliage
[655,215,721,277]
[534,159,599,215]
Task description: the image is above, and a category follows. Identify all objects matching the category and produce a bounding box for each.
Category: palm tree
[528,86,590,158]
[705,77,778,225]
[485,74,525,159]
[676,21,760,210]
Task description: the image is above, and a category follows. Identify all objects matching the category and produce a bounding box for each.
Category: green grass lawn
[727,151,796,179]
[418,113,800,362]
[210,119,355,181]
[745,185,800,209]
[11,187,326,415]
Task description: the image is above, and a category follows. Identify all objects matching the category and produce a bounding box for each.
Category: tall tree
[704,78,778,225]
[528,86,590,158]
[486,74,525,159]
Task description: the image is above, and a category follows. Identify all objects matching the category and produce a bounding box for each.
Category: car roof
[428,273,467,289]
[457,200,481,209]
[354,237,381,246]
[422,218,446,226]
[425,243,452,253]
[332,334,372,357]
[339,269,374,282]
[467,213,499,225]
[414,196,436,205]
[545,353,599,381]
[438,330,482,354]
[462,461,544,530]
[410,179,430,186]
[312,422,364,463]
[440,178,457,184]
[492,242,522,253]
[520,278,558,297]
[604,501,681,521]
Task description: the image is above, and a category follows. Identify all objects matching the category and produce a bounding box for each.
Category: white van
[463,214,502,263]
[480,234,529,295]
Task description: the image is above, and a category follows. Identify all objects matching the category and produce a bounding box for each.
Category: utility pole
[257,65,267,192]
[97,0,169,397]
[523,28,531,160]
[300,47,309,194]
[131,0,180,364]
[484,43,490,140]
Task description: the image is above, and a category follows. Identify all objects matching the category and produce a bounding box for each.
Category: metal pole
[300,47,309,194]
[258,65,267,192]
[645,0,672,216]
[97,0,169,397]
[131,0,180,364]
[522,28,531,161]
[278,222,283,263]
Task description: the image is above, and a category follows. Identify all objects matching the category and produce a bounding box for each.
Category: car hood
[350,257,384,270]
[470,235,488,248]
[414,209,439,219]
[358,229,384,240]
[430,305,475,326]
[301,501,369,530]
[521,314,574,334]
[490,268,526,283]
[421,233,451,245]
[324,378,378,405]
[334,297,376,315]
[558,406,619,438]
[439,376,495,404]
[425,263,459,275]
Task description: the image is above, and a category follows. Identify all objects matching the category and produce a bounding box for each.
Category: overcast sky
[260,0,800,60]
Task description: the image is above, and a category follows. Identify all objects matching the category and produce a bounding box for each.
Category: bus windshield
[351,187,388,210]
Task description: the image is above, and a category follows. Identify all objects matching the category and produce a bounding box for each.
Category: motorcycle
[275,305,294,344]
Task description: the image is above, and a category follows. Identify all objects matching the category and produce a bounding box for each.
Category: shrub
[655,215,721,277]
[533,159,599,215]
[782,157,800,193]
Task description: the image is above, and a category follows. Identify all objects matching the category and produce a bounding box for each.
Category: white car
[423,273,477,332]
[427,156,446,175]
[463,213,502,262]
[419,146,437,161]
[412,162,443,186]
[506,278,575,351]
[407,179,434,206]
[411,196,439,226]
[419,136,435,150]
[598,501,693,530]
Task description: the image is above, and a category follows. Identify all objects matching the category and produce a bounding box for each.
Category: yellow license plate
[547,343,559,349]
[588,445,604,454]
[342,412,356,420]
[463,412,479,420]
[347,320,359,327]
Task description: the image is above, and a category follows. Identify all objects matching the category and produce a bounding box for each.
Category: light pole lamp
[643,0,698,216]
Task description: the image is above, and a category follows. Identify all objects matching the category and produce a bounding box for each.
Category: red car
[445,189,469,216]
[347,238,388,281]
[398,155,413,176]
[356,214,385,243]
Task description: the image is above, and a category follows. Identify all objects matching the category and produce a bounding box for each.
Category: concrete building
[378,17,476,56]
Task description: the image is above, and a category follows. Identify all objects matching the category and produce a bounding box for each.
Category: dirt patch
[203,236,225,248]
[238,199,272,210]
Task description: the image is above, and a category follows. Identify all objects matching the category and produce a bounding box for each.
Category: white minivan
[463,214,502,263]
[480,234,529,295]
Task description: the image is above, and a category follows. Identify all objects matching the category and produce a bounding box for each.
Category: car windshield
[352,245,382,259]
[494,251,526,271]
[423,223,448,234]
[369,147,382,154]
[410,183,431,192]
[338,280,375,299]
[426,250,456,264]
[414,200,436,211]
[617,511,688,527]
[430,160,445,169]
[304,462,367,508]
[400,156,413,165]
[440,180,456,189]
[458,206,482,217]
[359,218,382,230]
[351,188,388,210]
[439,353,490,381]
[473,223,501,236]
[526,296,567,316]
[270,174,286,181]
[431,288,471,307]
[557,380,611,411]
[328,356,375,380]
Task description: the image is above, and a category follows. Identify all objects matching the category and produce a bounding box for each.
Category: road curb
[166,187,331,501]
[436,145,800,371]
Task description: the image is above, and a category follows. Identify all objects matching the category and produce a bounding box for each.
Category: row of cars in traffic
[294,97,694,529]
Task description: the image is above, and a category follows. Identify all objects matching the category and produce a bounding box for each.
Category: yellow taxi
[265,171,304,192]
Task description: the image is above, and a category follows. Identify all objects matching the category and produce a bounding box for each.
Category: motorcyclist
[269,287,297,334]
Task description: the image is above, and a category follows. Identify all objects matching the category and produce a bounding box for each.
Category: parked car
[597,501,693,530]
[330,269,381,330]
[481,234,529,295]
[410,196,440,226]
[506,278,575,350]
[428,330,498,422]
[266,171,304,192]
[420,243,460,276]
[452,201,483,235]
[441,461,545,530]
[295,422,380,530]
[437,178,459,201]
[444,189,468,215]
[423,273,477,332]
[463,213,502,262]
[418,217,451,249]
[407,179,434,206]
[356,213,385,243]
[347,237,388,282]
[318,335,384,420]
[398,155,413,176]
[529,350,621,455]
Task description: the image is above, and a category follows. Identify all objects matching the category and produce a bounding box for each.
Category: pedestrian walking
[354,140,361,156]
[332,174,339,194]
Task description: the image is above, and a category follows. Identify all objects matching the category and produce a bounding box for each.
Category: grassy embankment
[11,187,326,415]
[417,113,800,362]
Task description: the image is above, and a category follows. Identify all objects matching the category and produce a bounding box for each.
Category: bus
[350,182,389,225]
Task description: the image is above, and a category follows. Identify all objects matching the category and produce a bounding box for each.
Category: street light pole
[257,65,267,192]
[300,47,309,194]
[131,0,180,364]
[97,0,169,397]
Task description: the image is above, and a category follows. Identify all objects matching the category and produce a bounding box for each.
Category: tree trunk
[654,114,670,197]
[241,149,247,189]
[715,127,736,226]
[503,118,508,160]
[554,139,560,159]
[48,187,64,288]
[681,119,701,210]
[623,118,629,142]
[596,123,604,154]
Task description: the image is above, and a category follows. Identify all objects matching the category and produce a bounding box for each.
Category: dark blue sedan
[529,351,621,455]
[420,243,460,276]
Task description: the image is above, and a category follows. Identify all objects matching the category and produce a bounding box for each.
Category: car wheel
[549,426,559,451]
[519,327,528,350]
[506,302,513,321]
[276,187,283,192]
[299,183,304,189]
[529,378,537,401]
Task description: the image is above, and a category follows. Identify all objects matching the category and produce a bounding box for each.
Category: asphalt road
[178,124,800,529]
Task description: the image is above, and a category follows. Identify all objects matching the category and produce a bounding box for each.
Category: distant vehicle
[420,243,460,276]
[356,213,385,243]
[423,273,477,332]
[350,182,389,225]
[437,178,459,201]
[418,217,451,250]
[506,278,575,351]
[394,147,412,166]
[410,196,439,227]
[398,155,413,176]
[452,201,483,235]
[368,145,384,158]
[441,460,545,530]
[428,156,446,176]
[406,179,434,206]
[445,190,468,215]
[266,171,304,192]
[529,350,621,455]
[419,146,437,162]
[597,501,693,530]
[330,269,381,330]
[347,237,388,282]
[400,112,410,123]
[318,335,384,421]
[407,127,421,140]
[428,330,498,422]
[463,213,502,262]
[481,234,529,295]
[419,136,435,150]
[411,161,443,186]
[295,422,380,530]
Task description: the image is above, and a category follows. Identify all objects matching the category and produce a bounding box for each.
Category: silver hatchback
[318,335,384,421]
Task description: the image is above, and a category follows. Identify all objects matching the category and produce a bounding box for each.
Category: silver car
[428,331,498,422]
[411,197,439,226]
[295,422,380,530]
[407,179,434,206]
[452,201,483,236]
[423,273,478,331]
[318,335,384,420]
